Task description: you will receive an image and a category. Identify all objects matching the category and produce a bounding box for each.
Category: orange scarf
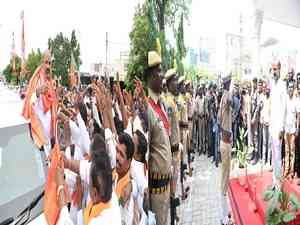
[22,66,57,147]
[115,171,130,199]
[112,168,118,183]
[83,200,112,225]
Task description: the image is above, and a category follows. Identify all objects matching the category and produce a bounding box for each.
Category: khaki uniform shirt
[218,90,232,134]
[178,94,188,124]
[186,93,193,119]
[164,92,180,147]
[148,89,172,175]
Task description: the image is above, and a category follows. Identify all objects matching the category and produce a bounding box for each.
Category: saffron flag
[44,144,68,225]
[20,10,26,77]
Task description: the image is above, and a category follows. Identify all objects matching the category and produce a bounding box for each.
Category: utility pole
[105,32,109,86]
[239,13,244,79]
[105,32,108,66]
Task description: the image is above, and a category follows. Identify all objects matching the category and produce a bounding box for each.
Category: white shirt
[130,159,148,225]
[124,117,133,137]
[65,145,83,225]
[77,114,91,155]
[285,95,298,134]
[130,159,147,196]
[197,97,205,115]
[118,179,139,225]
[65,145,84,194]
[57,198,122,225]
[105,128,117,169]
[80,160,92,205]
[33,96,51,144]
[270,79,287,138]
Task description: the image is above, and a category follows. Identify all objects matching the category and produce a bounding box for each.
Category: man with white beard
[269,62,287,185]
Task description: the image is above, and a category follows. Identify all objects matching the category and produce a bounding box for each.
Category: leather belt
[149,173,171,194]
[180,123,189,129]
[171,144,179,153]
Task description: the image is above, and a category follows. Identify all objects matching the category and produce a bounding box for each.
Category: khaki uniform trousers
[284,133,296,177]
[181,129,188,164]
[171,151,180,196]
[220,140,231,195]
[150,185,170,225]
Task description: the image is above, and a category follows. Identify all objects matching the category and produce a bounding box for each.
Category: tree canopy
[3,55,21,84]
[126,0,191,89]
[26,48,43,78]
[48,30,81,86]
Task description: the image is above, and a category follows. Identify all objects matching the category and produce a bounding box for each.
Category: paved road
[178,155,224,225]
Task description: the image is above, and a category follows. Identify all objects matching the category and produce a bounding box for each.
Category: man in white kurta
[269,63,287,183]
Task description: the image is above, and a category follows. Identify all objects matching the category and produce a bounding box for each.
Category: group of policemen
[192,81,221,167]
[146,51,195,225]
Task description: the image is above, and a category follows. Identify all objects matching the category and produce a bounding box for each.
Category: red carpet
[229,172,300,225]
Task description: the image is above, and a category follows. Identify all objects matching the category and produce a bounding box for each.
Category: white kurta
[130,159,148,225]
[105,128,117,169]
[65,145,84,224]
[57,197,122,225]
[33,96,51,144]
[269,79,287,138]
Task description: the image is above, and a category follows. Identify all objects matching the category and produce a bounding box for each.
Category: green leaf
[267,190,280,215]
[282,212,296,222]
[263,190,274,201]
[290,193,300,210]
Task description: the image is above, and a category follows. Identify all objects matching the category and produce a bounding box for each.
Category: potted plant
[232,128,250,186]
[263,179,300,225]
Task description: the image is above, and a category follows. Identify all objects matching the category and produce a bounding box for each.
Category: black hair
[90,151,112,203]
[114,116,124,135]
[78,102,88,125]
[93,120,103,137]
[90,133,107,160]
[134,130,147,163]
[118,132,134,160]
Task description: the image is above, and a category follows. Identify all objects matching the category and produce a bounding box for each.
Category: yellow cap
[148,51,162,68]
[184,80,191,85]
[178,76,185,84]
[165,69,176,81]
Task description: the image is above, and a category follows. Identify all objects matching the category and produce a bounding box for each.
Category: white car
[0,86,47,225]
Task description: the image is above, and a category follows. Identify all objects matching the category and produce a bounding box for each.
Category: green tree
[126,0,191,89]
[152,0,191,70]
[26,48,42,79]
[3,55,21,84]
[126,3,156,91]
[175,14,186,77]
[48,30,81,86]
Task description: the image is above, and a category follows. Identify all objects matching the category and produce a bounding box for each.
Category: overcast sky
[1,0,299,72]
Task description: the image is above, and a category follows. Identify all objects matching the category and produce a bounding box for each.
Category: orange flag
[44,144,68,225]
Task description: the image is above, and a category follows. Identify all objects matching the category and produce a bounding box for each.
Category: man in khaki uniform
[146,51,172,225]
[163,69,182,224]
[177,76,190,199]
[218,75,233,225]
[197,86,205,154]
[185,80,194,175]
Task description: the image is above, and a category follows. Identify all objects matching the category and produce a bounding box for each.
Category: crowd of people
[20,48,300,225]
[21,50,196,225]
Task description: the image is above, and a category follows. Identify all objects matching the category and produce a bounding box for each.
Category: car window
[0,123,47,222]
